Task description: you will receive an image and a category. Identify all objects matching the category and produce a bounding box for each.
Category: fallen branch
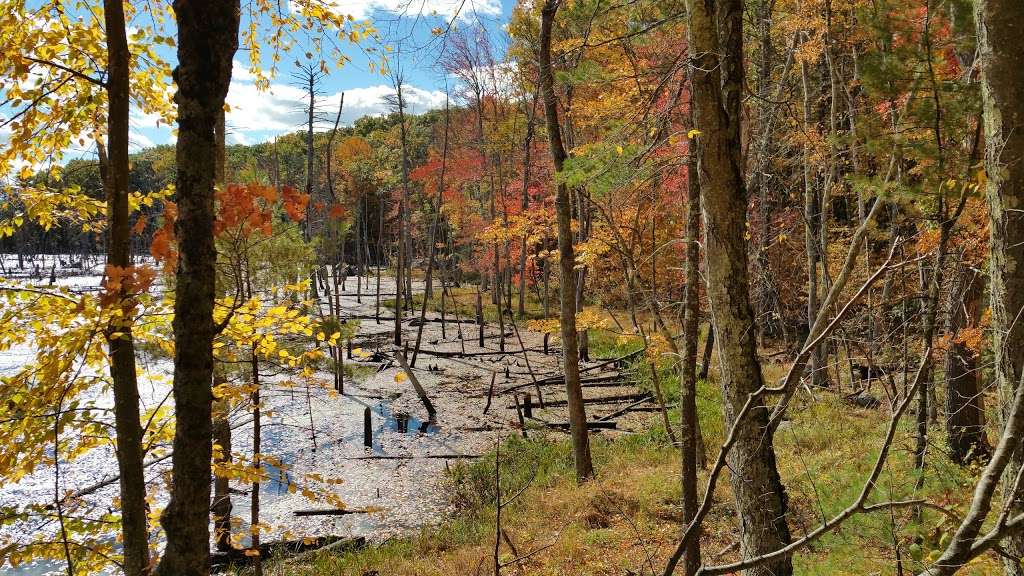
[393,347,437,418]
[596,394,654,421]
[293,509,369,517]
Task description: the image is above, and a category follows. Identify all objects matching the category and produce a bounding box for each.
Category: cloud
[290,0,500,22]
[129,131,155,152]
[224,77,447,143]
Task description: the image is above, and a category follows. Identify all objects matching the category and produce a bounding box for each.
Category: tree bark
[539,0,594,483]
[944,265,990,465]
[678,107,703,575]
[977,1,1024,571]
[683,0,793,573]
[158,2,239,574]
[924,4,1024,572]
[102,1,150,572]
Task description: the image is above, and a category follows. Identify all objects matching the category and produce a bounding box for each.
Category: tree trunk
[102,1,149,572]
[211,107,233,554]
[539,0,594,483]
[684,0,793,573]
[211,369,232,552]
[158,2,239,574]
[976,2,1024,572]
[678,107,703,576]
[944,265,990,465]
[394,82,412,346]
[801,59,826,388]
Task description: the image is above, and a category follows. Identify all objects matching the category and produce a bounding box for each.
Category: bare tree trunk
[249,346,263,576]
[924,4,1024,572]
[979,2,1024,571]
[393,80,412,346]
[539,0,594,483]
[517,90,538,318]
[678,107,703,576]
[944,264,990,465]
[411,98,449,367]
[211,369,232,552]
[157,3,239,574]
[102,1,149,571]
[684,0,792,572]
[211,107,234,554]
[801,59,825,389]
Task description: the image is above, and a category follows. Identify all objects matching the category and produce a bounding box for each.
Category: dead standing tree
[292,61,329,302]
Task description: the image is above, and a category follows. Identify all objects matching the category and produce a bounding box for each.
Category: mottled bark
[923,2,1024,572]
[157,2,239,574]
[683,0,792,573]
[679,116,703,575]
[978,0,1024,571]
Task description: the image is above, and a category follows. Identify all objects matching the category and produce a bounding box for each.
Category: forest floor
[245,286,1000,576]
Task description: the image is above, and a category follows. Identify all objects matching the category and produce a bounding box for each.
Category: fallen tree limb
[211,536,365,573]
[544,420,617,430]
[596,394,654,421]
[338,454,481,460]
[293,509,369,516]
[393,347,436,418]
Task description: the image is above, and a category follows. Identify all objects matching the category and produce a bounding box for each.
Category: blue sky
[128,0,518,151]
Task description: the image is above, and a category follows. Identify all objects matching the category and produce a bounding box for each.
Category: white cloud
[232,60,257,83]
[290,0,500,22]
[129,130,155,152]
[224,77,447,142]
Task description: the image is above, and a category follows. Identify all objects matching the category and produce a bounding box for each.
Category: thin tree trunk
[211,108,232,554]
[539,0,594,483]
[679,111,704,576]
[801,58,825,388]
[211,368,232,552]
[250,347,263,576]
[101,1,149,571]
[157,3,239,574]
[394,82,412,346]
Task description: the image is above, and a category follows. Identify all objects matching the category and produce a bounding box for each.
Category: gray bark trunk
[684,0,793,572]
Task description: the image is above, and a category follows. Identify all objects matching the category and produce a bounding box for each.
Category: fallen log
[596,395,654,421]
[393,347,437,418]
[501,373,624,394]
[293,508,369,516]
[505,392,650,409]
[544,420,618,430]
[211,535,365,572]
[414,345,541,358]
[339,454,481,460]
